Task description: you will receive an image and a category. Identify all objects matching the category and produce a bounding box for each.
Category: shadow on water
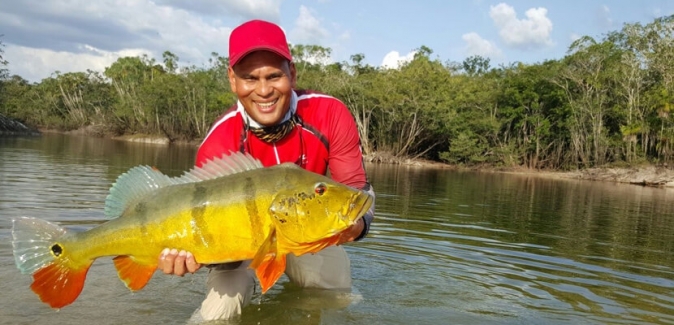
[1,134,673,324]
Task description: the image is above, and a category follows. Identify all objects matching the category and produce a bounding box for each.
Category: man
[157,19,375,321]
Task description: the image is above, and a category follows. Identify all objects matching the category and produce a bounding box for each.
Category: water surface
[1,134,673,324]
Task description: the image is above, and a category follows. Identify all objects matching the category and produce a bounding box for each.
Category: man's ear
[228,66,237,93]
[289,61,297,88]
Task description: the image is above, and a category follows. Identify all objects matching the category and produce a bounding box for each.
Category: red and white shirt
[197,89,370,191]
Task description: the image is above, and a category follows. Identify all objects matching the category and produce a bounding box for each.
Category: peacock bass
[11,152,373,309]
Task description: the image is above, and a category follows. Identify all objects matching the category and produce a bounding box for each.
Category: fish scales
[11,152,373,309]
[65,166,292,264]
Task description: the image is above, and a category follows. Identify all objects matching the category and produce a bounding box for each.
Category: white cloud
[4,44,151,82]
[154,0,280,21]
[381,50,417,69]
[489,3,553,49]
[570,32,582,42]
[291,6,329,44]
[0,0,279,82]
[462,32,503,59]
[287,5,335,65]
[598,5,614,28]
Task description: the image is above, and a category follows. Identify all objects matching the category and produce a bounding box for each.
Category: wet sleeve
[354,184,375,241]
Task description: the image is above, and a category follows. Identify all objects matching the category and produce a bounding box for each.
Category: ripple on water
[2,136,674,325]
[352,205,674,324]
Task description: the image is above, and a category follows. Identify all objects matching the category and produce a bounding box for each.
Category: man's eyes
[243,75,282,81]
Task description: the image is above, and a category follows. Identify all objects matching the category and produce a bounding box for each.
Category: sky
[1,0,673,83]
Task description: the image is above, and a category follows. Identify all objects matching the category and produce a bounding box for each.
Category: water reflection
[363,165,674,324]
[0,134,673,325]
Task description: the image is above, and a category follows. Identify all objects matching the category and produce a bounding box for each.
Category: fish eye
[314,183,327,195]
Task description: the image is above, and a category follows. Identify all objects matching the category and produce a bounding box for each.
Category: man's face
[228,51,297,127]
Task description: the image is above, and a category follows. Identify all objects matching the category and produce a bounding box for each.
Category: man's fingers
[173,250,187,276]
[159,248,175,274]
[185,252,202,273]
[159,248,201,276]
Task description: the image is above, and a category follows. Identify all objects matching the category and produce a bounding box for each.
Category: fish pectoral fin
[254,254,287,294]
[250,227,277,270]
[250,228,286,294]
[113,255,157,291]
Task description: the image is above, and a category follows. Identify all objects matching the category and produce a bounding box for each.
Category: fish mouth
[350,191,373,224]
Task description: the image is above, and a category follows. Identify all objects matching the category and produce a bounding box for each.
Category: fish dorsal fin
[104,166,174,219]
[104,152,264,219]
[176,151,264,183]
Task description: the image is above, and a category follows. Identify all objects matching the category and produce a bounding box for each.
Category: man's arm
[326,100,376,243]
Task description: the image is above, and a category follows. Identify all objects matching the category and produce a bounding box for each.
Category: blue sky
[1,0,672,82]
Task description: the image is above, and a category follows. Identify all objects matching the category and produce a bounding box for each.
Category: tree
[461,55,491,77]
[379,46,451,158]
[104,56,158,131]
[0,35,8,80]
[552,37,616,167]
[162,51,180,74]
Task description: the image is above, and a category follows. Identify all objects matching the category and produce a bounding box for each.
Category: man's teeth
[258,100,277,108]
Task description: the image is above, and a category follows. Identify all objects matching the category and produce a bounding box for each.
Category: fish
[11,152,373,309]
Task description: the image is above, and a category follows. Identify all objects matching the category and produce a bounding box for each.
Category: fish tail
[12,217,92,308]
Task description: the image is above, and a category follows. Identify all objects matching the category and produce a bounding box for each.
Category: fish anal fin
[113,255,156,291]
[30,261,92,309]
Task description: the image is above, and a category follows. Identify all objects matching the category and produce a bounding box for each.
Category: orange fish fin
[250,228,287,293]
[255,254,287,294]
[113,255,156,291]
[250,228,277,270]
[301,233,341,255]
[277,232,341,258]
[30,261,92,309]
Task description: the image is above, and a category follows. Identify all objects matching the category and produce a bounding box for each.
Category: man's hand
[336,218,365,245]
[158,248,202,276]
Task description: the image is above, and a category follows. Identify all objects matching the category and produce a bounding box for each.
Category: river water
[0,134,673,325]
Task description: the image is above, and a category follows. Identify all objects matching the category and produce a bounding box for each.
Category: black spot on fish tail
[51,243,63,257]
[191,185,212,246]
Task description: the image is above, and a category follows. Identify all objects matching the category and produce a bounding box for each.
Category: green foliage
[440,132,487,165]
[1,15,673,169]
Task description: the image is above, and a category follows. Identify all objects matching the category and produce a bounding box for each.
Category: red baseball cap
[229,20,292,67]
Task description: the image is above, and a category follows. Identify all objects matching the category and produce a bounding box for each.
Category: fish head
[269,177,373,244]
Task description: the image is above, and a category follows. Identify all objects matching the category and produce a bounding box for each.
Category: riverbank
[0,113,40,136]
[496,165,674,187]
[364,152,674,188]
[32,127,674,189]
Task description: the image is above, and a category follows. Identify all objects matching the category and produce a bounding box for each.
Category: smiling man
[157,19,376,321]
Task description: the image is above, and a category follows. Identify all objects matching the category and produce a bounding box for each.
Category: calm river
[1,134,673,325]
